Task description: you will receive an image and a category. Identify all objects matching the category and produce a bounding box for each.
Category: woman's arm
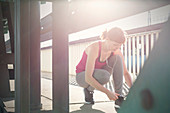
[114,49,133,87]
[85,45,119,100]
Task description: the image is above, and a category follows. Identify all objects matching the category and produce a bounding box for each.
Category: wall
[41,48,52,72]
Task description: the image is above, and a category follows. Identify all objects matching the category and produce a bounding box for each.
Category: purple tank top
[76,41,114,73]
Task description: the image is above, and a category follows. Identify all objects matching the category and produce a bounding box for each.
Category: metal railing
[68,29,161,77]
[105,30,161,94]
[122,30,160,76]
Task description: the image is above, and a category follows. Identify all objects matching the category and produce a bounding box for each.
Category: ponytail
[100,30,107,40]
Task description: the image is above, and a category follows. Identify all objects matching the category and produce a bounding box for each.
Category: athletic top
[76,41,114,73]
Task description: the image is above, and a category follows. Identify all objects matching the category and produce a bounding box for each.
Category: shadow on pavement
[40,110,53,113]
[70,104,105,113]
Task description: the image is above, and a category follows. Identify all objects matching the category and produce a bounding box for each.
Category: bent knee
[98,72,111,84]
[102,74,110,84]
[93,69,111,84]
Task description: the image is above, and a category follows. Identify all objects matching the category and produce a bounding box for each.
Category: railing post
[128,36,131,73]
[30,1,41,113]
[146,34,149,59]
[52,1,69,113]
[15,0,30,113]
[141,35,145,68]
[136,35,140,75]
[0,2,11,97]
[124,37,127,67]
[150,33,154,50]
[132,35,136,75]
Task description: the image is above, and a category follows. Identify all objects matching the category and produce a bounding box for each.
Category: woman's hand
[106,91,120,101]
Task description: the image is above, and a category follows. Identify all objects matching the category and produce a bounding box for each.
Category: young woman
[75,27,132,107]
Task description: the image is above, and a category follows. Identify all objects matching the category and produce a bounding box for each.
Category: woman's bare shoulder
[85,41,100,55]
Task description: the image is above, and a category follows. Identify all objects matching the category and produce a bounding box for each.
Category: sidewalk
[69,85,116,113]
[41,72,117,113]
[4,72,117,113]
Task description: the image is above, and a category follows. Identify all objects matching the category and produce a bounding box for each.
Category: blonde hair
[100,27,126,43]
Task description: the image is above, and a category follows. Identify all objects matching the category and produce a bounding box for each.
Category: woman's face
[106,39,122,52]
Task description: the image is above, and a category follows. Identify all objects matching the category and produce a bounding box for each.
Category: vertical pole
[136,36,140,75]
[52,1,69,113]
[124,38,127,67]
[15,0,30,113]
[145,34,149,59]
[0,2,11,98]
[141,35,144,68]
[128,37,131,73]
[132,36,136,75]
[30,1,41,113]
[150,33,154,50]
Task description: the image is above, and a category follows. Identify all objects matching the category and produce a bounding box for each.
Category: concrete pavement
[4,72,117,113]
[41,74,117,113]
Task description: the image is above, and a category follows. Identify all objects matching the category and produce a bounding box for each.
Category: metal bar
[150,33,154,50]
[128,36,131,73]
[30,1,41,112]
[132,36,136,75]
[41,26,163,44]
[15,0,30,113]
[136,35,140,75]
[145,34,149,59]
[156,32,159,41]
[52,1,69,112]
[124,38,127,67]
[14,0,21,112]
[141,35,144,68]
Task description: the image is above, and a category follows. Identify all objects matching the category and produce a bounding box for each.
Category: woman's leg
[102,55,124,95]
[76,69,111,91]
